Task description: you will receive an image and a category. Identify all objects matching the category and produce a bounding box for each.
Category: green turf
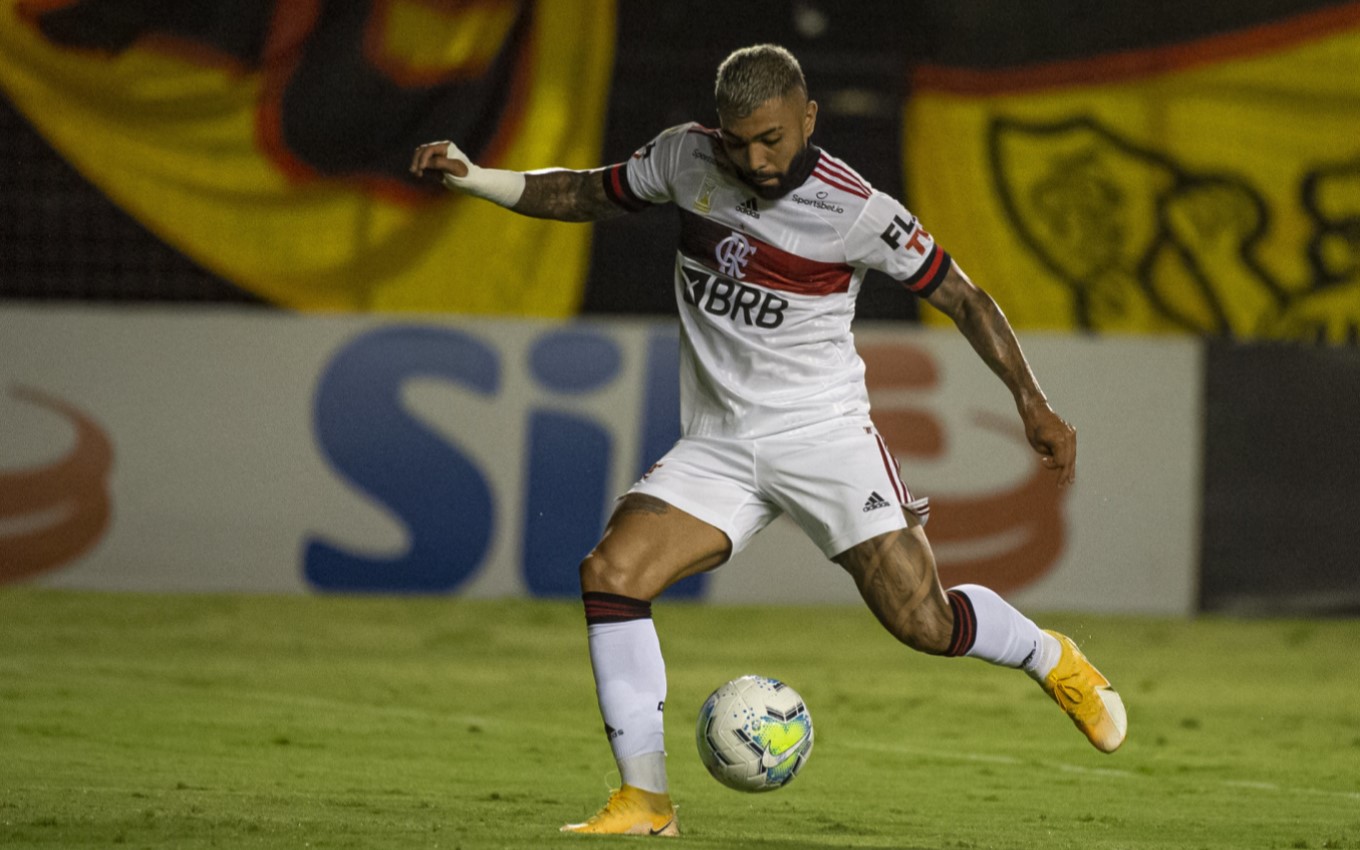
[2,590,1358,849]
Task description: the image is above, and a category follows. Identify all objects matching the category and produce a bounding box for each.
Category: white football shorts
[627,417,930,559]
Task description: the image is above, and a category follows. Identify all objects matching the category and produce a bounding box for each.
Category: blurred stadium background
[2,0,1359,612]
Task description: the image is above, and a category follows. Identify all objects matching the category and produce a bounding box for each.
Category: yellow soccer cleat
[1040,630,1128,753]
[560,785,680,837]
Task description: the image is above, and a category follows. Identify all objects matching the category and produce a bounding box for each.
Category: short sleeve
[848,192,953,297]
[600,124,691,213]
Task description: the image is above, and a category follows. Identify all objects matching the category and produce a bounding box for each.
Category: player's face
[718,93,818,199]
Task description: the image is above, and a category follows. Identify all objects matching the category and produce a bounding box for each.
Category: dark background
[6,0,1352,316]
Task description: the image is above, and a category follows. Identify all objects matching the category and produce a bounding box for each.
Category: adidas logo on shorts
[862,491,891,512]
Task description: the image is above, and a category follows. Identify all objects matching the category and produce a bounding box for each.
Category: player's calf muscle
[836,530,953,653]
[859,569,952,653]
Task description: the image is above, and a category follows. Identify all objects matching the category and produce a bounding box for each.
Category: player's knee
[578,551,618,594]
[579,550,654,600]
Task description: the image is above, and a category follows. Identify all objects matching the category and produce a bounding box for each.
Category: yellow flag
[905,5,1360,344]
[0,0,615,315]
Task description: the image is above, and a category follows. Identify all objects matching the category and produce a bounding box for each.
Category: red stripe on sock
[946,590,977,657]
[583,591,652,624]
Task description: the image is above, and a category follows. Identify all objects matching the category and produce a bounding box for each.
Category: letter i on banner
[521,330,619,596]
[638,329,707,599]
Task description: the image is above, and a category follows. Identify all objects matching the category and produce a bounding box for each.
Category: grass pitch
[2,590,1358,849]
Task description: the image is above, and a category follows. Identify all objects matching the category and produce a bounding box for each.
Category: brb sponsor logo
[680,233,789,328]
[306,324,705,598]
[681,268,789,329]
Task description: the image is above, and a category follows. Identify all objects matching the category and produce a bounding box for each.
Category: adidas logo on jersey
[736,196,760,218]
[862,491,891,512]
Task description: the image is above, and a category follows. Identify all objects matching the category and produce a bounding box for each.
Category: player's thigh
[582,494,733,599]
[586,435,779,598]
[629,435,779,557]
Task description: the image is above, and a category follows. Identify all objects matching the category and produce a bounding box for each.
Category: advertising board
[0,307,1200,613]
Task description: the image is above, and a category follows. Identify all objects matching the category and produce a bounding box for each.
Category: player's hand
[409,140,471,180]
[408,140,526,207]
[1020,400,1077,486]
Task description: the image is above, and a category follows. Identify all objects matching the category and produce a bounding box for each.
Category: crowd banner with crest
[904,4,1360,345]
[0,0,615,316]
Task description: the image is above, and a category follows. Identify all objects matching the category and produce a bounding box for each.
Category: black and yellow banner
[0,0,614,315]
[906,4,1360,344]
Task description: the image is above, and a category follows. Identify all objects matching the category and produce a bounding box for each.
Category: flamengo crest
[716,232,755,279]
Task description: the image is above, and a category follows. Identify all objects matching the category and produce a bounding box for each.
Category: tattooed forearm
[956,290,1044,406]
[930,266,1046,409]
[513,170,626,222]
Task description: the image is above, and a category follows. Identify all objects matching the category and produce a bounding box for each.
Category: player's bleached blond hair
[714,44,807,118]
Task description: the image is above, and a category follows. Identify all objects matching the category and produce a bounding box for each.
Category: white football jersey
[603,123,952,439]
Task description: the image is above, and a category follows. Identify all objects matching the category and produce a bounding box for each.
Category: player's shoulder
[807,149,875,202]
[797,150,926,260]
[681,122,721,139]
[631,122,719,170]
[786,148,890,233]
[811,150,913,228]
[649,122,719,150]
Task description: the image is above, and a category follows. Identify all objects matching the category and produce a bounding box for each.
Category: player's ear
[803,99,818,140]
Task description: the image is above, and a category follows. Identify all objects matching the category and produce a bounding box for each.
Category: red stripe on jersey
[816,156,871,195]
[679,211,853,296]
[812,166,870,199]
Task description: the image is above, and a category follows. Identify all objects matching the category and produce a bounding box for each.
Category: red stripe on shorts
[873,433,909,504]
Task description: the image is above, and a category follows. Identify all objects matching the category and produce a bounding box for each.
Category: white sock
[587,619,668,793]
[947,584,1062,680]
[618,752,669,795]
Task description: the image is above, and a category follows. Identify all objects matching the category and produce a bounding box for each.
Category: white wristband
[440,142,526,208]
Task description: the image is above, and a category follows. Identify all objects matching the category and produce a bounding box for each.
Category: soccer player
[411,44,1126,837]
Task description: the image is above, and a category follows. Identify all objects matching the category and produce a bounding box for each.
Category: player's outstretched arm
[926,263,1077,485]
[410,141,624,223]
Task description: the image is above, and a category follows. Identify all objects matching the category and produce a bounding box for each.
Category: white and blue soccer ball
[695,675,814,792]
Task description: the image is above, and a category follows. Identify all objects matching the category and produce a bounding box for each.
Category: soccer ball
[695,675,814,792]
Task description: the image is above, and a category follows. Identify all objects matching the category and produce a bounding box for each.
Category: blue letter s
[306,326,497,593]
